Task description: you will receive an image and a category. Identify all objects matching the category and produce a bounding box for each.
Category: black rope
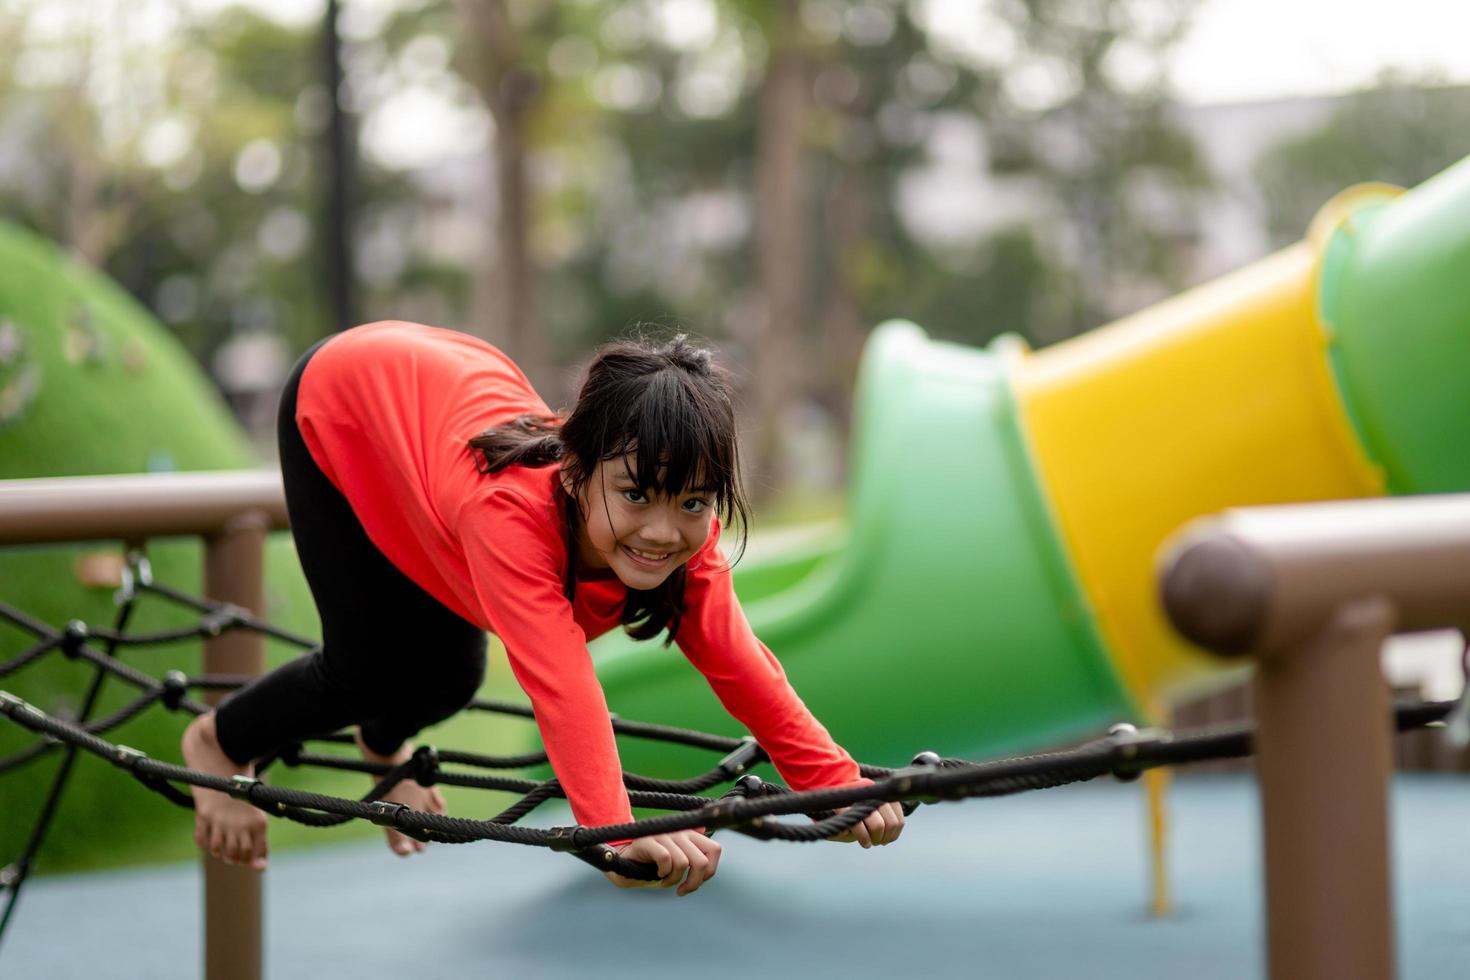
[467,698,748,753]
[0,691,163,775]
[0,596,138,944]
[1,685,1454,875]
[0,637,64,680]
[0,586,1460,895]
[136,580,317,648]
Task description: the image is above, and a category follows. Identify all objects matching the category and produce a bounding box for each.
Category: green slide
[592,324,1134,778]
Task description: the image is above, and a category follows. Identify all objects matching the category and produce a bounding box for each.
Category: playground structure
[1159,495,1470,979]
[2,474,1467,980]
[594,155,1470,776]
[0,152,1467,979]
[0,472,285,979]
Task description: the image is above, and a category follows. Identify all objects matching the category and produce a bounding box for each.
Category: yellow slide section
[1008,243,1385,708]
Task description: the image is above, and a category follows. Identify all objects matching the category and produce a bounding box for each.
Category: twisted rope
[0,582,1458,899]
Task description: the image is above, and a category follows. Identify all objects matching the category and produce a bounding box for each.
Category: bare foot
[181,712,268,871]
[355,731,446,857]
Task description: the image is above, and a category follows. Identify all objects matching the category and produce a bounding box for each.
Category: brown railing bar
[1,470,291,980]
[1159,493,1470,980]
[0,470,288,544]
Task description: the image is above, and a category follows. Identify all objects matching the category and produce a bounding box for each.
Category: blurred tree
[749,0,811,485]
[960,0,1211,339]
[1254,73,1470,247]
[323,0,358,331]
[369,0,1212,490]
[795,0,1209,429]
[0,0,1214,487]
[453,0,552,390]
[0,2,153,265]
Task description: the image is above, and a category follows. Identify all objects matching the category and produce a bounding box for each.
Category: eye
[682,497,710,514]
[622,488,648,504]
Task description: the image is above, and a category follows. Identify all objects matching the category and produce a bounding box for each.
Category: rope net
[0,556,1455,939]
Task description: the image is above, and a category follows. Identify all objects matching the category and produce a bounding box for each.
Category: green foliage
[0,0,1216,390]
[1254,76,1470,247]
[0,223,248,473]
[0,219,293,870]
[0,220,536,873]
[865,227,1076,349]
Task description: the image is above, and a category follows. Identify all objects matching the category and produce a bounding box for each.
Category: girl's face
[564,453,715,590]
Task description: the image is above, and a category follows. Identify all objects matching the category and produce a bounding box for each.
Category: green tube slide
[594,154,1470,785]
[1317,156,1470,493]
[592,324,1133,778]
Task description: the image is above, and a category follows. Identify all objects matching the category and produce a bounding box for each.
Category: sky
[214,0,1470,107]
[1166,0,1470,104]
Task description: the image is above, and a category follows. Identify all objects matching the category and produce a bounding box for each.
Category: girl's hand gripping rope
[604,829,722,896]
[828,801,906,848]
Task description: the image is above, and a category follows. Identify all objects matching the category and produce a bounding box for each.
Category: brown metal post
[1160,495,1470,980]
[202,512,269,980]
[1253,595,1396,980]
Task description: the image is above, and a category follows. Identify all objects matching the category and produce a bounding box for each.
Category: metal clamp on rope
[717,736,765,778]
[887,750,945,808]
[567,844,657,879]
[160,671,189,711]
[0,861,24,888]
[200,606,240,638]
[113,745,147,770]
[1106,723,1169,782]
[226,774,260,800]
[116,552,152,605]
[544,825,585,852]
[699,797,741,825]
[366,800,408,828]
[703,774,765,825]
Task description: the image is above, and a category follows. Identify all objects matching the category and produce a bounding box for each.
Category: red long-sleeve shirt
[294,321,860,827]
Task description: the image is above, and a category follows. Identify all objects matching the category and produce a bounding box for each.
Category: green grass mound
[0,224,526,873]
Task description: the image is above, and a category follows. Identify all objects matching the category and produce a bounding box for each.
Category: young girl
[182,321,903,896]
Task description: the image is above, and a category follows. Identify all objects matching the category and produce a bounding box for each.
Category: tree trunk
[321,0,356,335]
[455,0,548,393]
[817,161,870,469]
[750,0,809,495]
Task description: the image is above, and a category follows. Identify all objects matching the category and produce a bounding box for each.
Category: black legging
[213,338,487,764]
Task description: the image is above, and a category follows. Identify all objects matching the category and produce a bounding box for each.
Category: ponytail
[469,415,564,474]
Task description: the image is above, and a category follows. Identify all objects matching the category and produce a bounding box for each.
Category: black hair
[468,333,751,644]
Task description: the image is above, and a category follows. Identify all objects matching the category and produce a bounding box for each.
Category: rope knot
[60,621,88,658]
[732,773,766,797]
[160,671,188,710]
[1106,722,1170,782]
[410,745,440,787]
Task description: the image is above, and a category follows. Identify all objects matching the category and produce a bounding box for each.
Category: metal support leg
[1253,595,1396,980]
[202,512,268,980]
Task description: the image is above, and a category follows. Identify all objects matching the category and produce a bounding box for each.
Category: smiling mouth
[622,545,674,567]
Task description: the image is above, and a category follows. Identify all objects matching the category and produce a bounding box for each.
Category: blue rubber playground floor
[5,773,1470,979]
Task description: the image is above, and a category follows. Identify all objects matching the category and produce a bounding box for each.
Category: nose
[639,505,682,548]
